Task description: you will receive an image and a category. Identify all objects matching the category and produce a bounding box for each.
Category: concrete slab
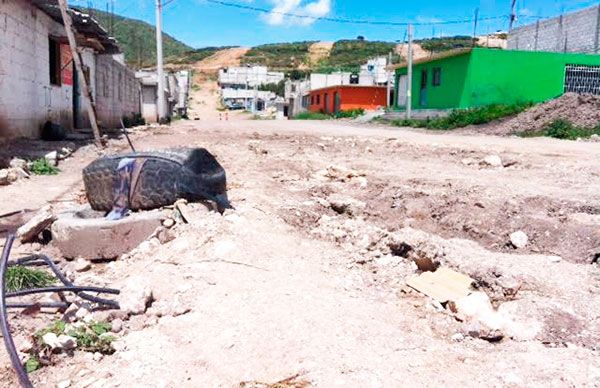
[52,206,165,259]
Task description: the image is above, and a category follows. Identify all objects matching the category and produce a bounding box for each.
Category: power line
[204,0,507,26]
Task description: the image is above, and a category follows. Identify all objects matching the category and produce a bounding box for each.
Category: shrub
[386,102,532,130]
[333,108,365,119]
[520,119,600,140]
[293,111,332,120]
[30,158,60,175]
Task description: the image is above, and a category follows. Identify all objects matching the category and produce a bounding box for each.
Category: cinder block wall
[94,54,141,129]
[0,0,73,138]
[508,5,600,54]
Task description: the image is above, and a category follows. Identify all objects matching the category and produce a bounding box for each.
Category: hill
[85,8,193,67]
[240,39,401,73]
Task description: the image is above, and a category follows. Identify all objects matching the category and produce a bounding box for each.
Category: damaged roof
[30,0,121,54]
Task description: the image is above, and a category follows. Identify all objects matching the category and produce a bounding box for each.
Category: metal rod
[0,235,34,388]
[119,118,137,153]
[406,23,413,119]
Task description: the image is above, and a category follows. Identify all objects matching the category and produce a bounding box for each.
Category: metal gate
[564,64,600,95]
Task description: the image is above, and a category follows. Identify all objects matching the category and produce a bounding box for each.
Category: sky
[71,0,600,48]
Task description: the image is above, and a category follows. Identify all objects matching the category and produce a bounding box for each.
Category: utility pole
[473,8,479,47]
[155,0,167,123]
[406,23,413,119]
[509,0,517,31]
[57,0,102,146]
[387,51,392,107]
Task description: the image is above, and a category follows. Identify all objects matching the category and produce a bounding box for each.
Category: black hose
[7,302,70,309]
[0,235,34,388]
[14,254,120,309]
[7,286,119,299]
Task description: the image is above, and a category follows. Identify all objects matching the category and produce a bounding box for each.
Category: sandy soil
[396,43,432,61]
[306,42,334,68]
[1,119,599,387]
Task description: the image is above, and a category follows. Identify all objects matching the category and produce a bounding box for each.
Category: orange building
[309,85,388,114]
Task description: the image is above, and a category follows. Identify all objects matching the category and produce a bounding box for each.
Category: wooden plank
[57,0,103,147]
[406,268,474,303]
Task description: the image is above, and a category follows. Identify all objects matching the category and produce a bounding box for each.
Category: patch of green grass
[6,266,55,292]
[35,320,116,355]
[293,111,332,120]
[333,108,365,119]
[388,103,533,130]
[29,158,60,175]
[519,119,600,140]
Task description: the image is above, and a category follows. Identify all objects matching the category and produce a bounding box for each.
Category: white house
[0,0,141,138]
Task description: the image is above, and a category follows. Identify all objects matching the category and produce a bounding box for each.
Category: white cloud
[264,0,332,26]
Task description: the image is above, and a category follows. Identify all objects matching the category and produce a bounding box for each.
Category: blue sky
[73,0,600,48]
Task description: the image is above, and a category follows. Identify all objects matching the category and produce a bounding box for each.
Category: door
[324,93,329,113]
[397,75,408,108]
[419,69,428,107]
[333,92,341,113]
[72,63,81,128]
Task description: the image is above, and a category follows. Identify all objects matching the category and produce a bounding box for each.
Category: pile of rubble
[500,93,600,134]
[0,147,73,186]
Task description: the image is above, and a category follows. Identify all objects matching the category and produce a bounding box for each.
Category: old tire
[83,148,230,212]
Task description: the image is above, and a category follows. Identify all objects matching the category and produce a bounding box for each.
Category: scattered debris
[240,373,312,388]
[74,258,92,272]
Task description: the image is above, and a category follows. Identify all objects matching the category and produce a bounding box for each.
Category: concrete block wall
[508,5,600,53]
[94,54,141,129]
[0,0,72,138]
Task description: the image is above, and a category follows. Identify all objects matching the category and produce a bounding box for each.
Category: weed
[35,320,116,356]
[386,102,532,130]
[519,119,600,140]
[6,266,55,292]
[24,357,41,373]
[293,112,332,120]
[29,158,60,175]
[333,108,365,119]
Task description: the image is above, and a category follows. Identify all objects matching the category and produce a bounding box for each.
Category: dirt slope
[193,47,250,72]
[307,41,334,67]
[396,42,432,61]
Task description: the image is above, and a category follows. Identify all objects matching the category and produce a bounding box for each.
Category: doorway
[419,69,428,107]
[324,93,329,113]
[333,91,341,113]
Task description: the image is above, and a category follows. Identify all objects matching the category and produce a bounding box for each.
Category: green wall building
[394,48,600,110]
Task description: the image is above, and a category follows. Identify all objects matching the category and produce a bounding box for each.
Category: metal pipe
[0,235,34,388]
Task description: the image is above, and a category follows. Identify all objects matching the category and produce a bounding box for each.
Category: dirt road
[1,119,599,387]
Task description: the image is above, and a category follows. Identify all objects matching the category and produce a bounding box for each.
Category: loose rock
[17,205,55,243]
[119,278,153,315]
[482,155,503,167]
[509,231,528,249]
[74,258,92,272]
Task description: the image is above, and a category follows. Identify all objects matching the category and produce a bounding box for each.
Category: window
[433,67,442,87]
[316,94,320,104]
[49,38,61,86]
[311,95,314,105]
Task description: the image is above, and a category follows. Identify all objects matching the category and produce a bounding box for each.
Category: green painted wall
[395,48,600,110]
[396,52,471,109]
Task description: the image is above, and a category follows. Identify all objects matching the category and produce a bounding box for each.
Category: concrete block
[52,206,165,259]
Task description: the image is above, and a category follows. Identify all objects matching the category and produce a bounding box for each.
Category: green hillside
[316,40,399,72]
[85,8,193,67]
[241,42,315,70]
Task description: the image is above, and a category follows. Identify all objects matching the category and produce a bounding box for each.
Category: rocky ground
[0,119,599,387]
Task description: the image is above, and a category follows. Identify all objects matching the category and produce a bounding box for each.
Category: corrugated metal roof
[29,0,120,54]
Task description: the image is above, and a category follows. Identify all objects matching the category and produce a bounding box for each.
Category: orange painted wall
[309,86,387,113]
